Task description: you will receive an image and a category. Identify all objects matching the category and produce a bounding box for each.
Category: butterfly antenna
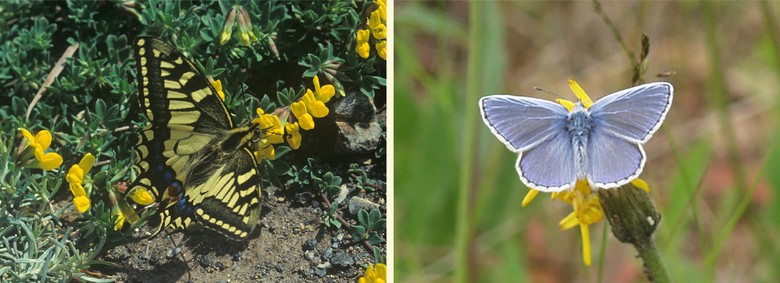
[533,86,566,99]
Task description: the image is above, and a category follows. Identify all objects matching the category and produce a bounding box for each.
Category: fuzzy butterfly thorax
[566,104,592,181]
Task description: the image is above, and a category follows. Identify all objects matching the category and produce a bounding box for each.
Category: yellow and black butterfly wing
[188,148,262,239]
[128,37,262,239]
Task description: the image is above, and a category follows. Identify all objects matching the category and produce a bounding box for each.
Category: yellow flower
[376,40,386,60]
[313,75,335,103]
[220,5,256,46]
[128,186,154,205]
[521,178,650,266]
[368,10,387,40]
[302,89,329,118]
[291,100,315,130]
[237,6,257,46]
[18,128,63,170]
[356,29,371,58]
[211,79,225,101]
[252,108,285,144]
[375,0,387,22]
[220,6,237,45]
[358,263,386,283]
[285,122,301,149]
[66,153,95,213]
[254,141,275,160]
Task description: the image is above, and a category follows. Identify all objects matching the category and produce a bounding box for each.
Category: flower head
[65,153,95,213]
[220,5,256,46]
[368,10,387,40]
[376,40,387,60]
[18,128,63,170]
[358,263,386,283]
[252,108,285,160]
[356,29,371,59]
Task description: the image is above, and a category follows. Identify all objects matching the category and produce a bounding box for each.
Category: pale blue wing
[516,128,577,191]
[587,129,645,188]
[589,82,673,143]
[479,95,569,152]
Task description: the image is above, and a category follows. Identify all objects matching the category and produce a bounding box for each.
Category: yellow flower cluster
[356,0,387,60]
[251,76,335,160]
[18,128,63,170]
[358,263,386,283]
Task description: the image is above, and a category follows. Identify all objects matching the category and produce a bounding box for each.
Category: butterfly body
[479,82,673,192]
[127,37,262,240]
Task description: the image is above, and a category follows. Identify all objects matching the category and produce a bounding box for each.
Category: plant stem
[455,2,483,283]
[634,236,669,283]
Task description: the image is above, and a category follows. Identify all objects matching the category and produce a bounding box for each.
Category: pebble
[321,248,333,260]
[348,197,380,216]
[314,267,327,277]
[329,252,355,268]
[304,239,317,250]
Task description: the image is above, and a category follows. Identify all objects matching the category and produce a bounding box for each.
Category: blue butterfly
[479,82,673,192]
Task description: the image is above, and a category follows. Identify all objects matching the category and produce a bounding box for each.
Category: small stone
[321,248,333,260]
[330,252,355,268]
[335,185,349,204]
[334,121,382,154]
[275,263,284,272]
[314,267,327,277]
[232,252,241,262]
[304,239,317,250]
[200,255,213,268]
[304,250,317,262]
[348,197,380,216]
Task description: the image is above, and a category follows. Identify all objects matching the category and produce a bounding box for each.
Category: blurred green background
[395,1,780,282]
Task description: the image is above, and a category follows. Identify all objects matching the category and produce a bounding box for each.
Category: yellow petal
[303,90,329,118]
[285,122,302,149]
[74,195,91,213]
[113,212,125,230]
[35,130,53,150]
[79,153,95,173]
[357,29,370,43]
[299,113,314,130]
[371,23,387,40]
[70,182,86,197]
[369,10,381,31]
[211,80,225,101]
[317,84,335,103]
[66,164,84,184]
[559,212,579,230]
[40,152,63,170]
[19,128,35,148]
[291,101,308,121]
[357,41,370,59]
[631,178,650,192]
[376,40,386,60]
[568,80,593,108]
[555,98,575,112]
[375,263,386,279]
[266,115,284,144]
[521,189,539,207]
[580,222,592,266]
[309,101,329,118]
[254,143,275,160]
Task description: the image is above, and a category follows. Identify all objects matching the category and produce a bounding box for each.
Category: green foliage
[351,209,385,246]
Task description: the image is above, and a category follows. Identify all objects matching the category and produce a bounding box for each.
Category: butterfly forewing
[479,95,569,152]
[588,83,673,143]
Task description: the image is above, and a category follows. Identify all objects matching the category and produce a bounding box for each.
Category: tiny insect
[479,81,673,192]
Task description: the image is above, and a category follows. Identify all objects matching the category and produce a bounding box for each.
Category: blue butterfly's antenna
[533,86,567,100]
